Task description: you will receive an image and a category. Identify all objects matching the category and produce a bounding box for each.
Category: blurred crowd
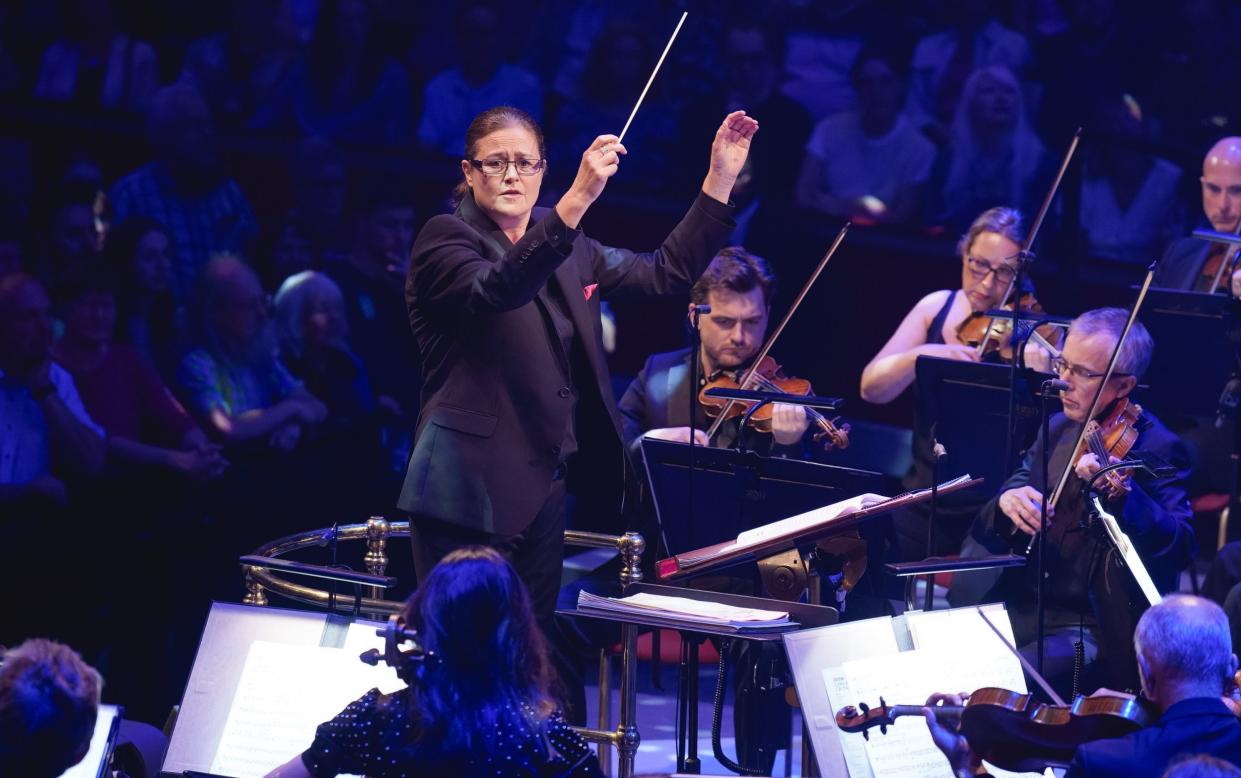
[1,0,1239,723]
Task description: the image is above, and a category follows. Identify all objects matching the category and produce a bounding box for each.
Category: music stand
[1138,288,1237,417]
[915,356,1061,501]
[640,438,886,559]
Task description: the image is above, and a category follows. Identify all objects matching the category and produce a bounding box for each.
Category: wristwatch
[31,383,56,402]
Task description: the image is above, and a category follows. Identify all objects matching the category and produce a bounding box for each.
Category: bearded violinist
[617,247,811,457]
[964,309,1193,695]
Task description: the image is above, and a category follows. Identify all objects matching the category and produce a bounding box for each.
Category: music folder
[656,475,983,580]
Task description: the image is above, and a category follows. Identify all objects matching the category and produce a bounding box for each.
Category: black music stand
[915,356,1061,498]
[1139,288,1241,539]
[640,438,886,560]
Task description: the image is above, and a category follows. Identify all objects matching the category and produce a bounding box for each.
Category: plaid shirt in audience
[110,161,259,300]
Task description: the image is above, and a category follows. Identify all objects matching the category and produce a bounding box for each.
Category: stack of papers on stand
[577,591,795,631]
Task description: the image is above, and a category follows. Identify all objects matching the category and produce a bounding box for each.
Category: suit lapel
[665,354,691,428]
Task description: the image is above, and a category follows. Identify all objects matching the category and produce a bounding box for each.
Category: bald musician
[1156,137,1241,296]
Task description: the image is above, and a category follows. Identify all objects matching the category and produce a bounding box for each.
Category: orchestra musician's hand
[556,135,627,228]
[923,692,977,778]
[1075,452,1129,500]
[771,402,809,445]
[1231,266,1241,298]
[643,426,709,446]
[1023,339,1056,374]
[999,485,1052,536]
[918,343,980,363]
[703,110,760,203]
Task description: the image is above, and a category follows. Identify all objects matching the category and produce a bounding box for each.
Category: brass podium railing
[240,519,645,778]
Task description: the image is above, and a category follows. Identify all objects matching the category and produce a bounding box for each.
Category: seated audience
[0,638,102,778]
[273,270,373,424]
[102,217,185,380]
[177,256,326,451]
[265,546,602,777]
[926,65,1052,233]
[253,0,412,148]
[33,0,157,112]
[53,271,225,481]
[796,45,936,225]
[417,2,542,157]
[110,83,259,301]
[0,272,104,510]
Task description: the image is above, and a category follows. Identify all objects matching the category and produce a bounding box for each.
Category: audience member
[265,547,602,778]
[926,65,1052,233]
[33,0,157,113]
[282,136,349,268]
[273,270,373,424]
[177,256,325,451]
[908,0,1032,133]
[796,46,936,225]
[110,83,259,301]
[1079,94,1184,264]
[417,2,542,157]
[53,271,225,481]
[524,0,658,105]
[255,0,413,148]
[35,178,102,293]
[550,22,676,193]
[324,183,420,434]
[681,19,811,221]
[102,217,185,380]
[178,0,297,129]
[0,638,102,778]
[0,272,105,510]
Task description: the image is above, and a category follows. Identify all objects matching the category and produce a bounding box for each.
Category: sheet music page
[905,604,1027,693]
[840,645,1048,778]
[821,666,876,778]
[209,640,401,777]
[735,492,888,546]
[61,704,120,778]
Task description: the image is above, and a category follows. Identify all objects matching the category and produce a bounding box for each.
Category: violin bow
[1028,264,1157,554]
[977,128,1082,355]
[617,11,687,144]
[704,223,851,443]
[976,607,1066,706]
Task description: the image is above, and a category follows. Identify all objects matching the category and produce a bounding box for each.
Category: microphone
[1042,379,1070,395]
[932,440,947,460]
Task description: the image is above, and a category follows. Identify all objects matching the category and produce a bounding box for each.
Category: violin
[698,355,850,450]
[955,291,1064,363]
[836,687,1156,772]
[1066,398,1142,501]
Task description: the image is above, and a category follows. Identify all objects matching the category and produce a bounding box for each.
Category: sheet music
[210,639,403,777]
[822,666,876,778]
[62,704,121,778]
[816,617,903,778]
[1095,498,1163,607]
[735,493,889,546]
[906,604,1027,693]
[839,641,1047,778]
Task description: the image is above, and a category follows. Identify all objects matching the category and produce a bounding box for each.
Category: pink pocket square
[583,283,598,301]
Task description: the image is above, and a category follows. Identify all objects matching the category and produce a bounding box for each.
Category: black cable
[710,639,765,776]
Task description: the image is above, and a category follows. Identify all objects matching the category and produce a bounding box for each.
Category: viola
[955,291,1064,363]
[698,355,850,450]
[1064,398,1142,501]
[836,687,1156,772]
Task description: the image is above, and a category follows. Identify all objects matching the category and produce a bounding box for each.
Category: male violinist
[961,308,1193,696]
[617,246,812,456]
[924,595,1241,778]
[1156,136,1241,296]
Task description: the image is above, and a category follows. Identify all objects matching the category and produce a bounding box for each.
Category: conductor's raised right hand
[556,135,627,229]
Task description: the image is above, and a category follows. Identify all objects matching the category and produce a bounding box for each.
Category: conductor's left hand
[703,110,759,203]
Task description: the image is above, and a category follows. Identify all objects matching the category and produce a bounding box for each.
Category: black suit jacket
[1068,697,1241,778]
[1155,235,1212,291]
[399,191,733,535]
[617,346,807,457]
[971,409,1194,688]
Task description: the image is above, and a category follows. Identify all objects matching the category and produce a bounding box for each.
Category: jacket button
[550,444,562,456]
[558,387,570,398]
